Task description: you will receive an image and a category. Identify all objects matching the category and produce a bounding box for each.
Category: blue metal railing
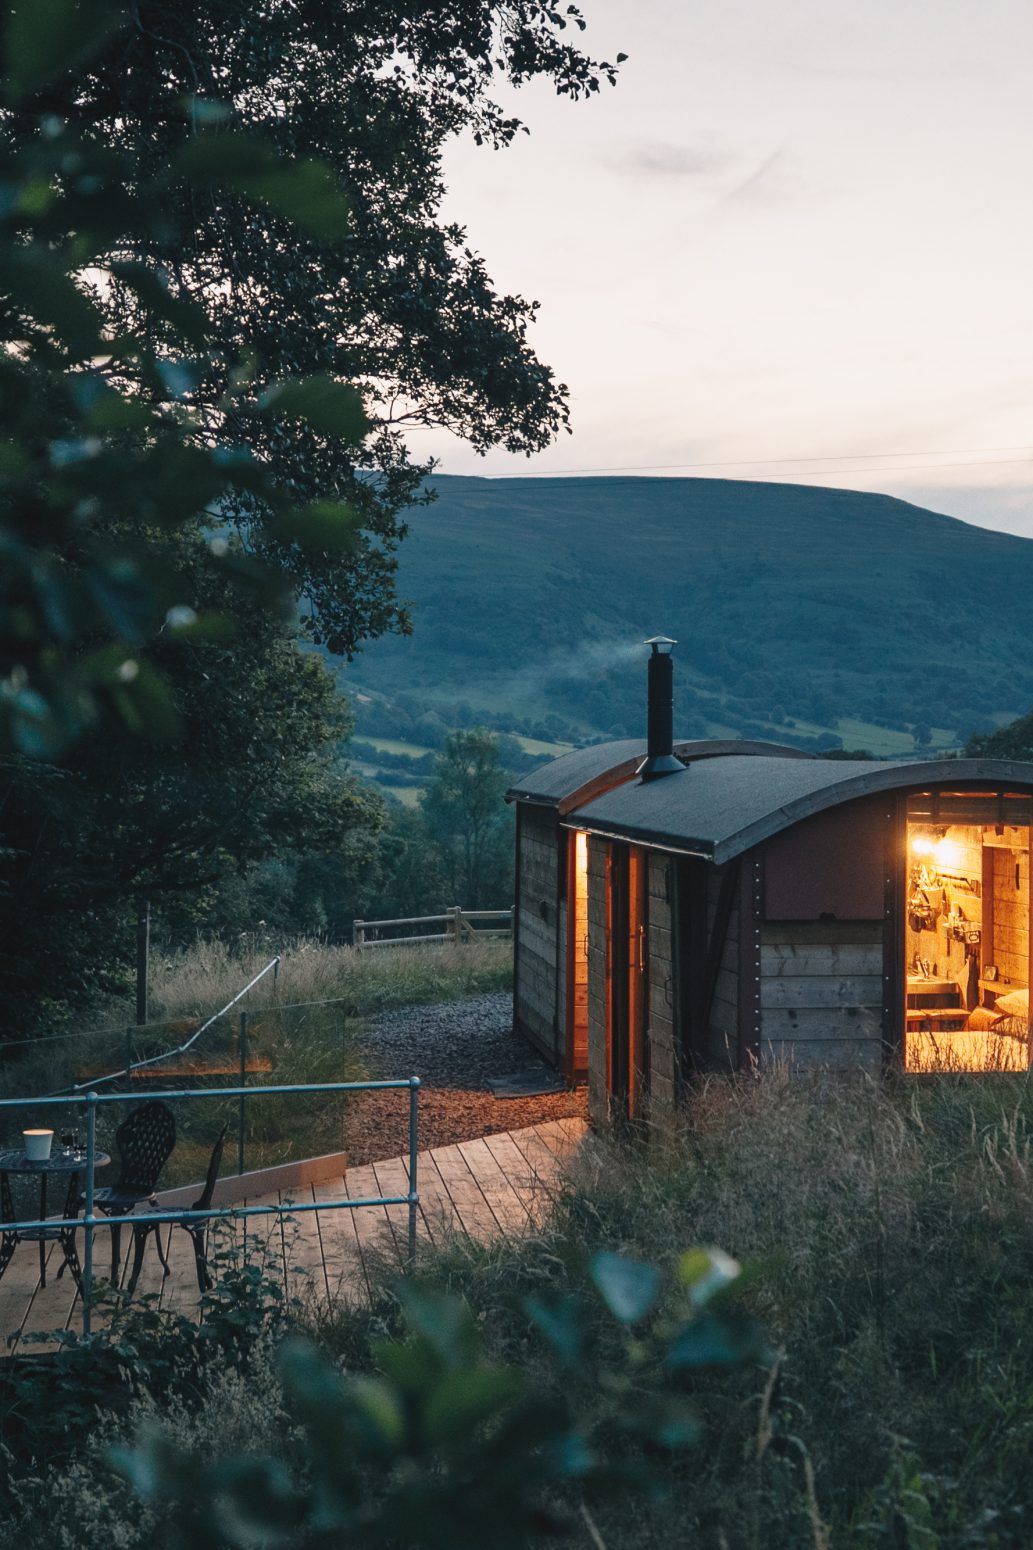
[0,1076,420,1338]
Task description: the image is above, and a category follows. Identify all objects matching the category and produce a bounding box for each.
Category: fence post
[83,1094,97,1339]
[449,906,461,945]
[124,1026,133,1085]
[408,1077,420,1263]
[238,1010,248,1176]
[354,919,364,950]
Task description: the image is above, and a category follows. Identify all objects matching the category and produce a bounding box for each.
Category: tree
[0,1,367,755]
[1,545,384,1032]
[50,2,624,659]
[420,730,512,906]
[966,710,1033,762]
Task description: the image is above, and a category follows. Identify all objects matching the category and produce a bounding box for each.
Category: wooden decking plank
[456,1137,532,1235]
[426,1143,501,1241]
[280,1185,329,1305]
[159,1207,205,1321]
[311,1173,367,1307]
[553,1117,590,1151]
[2,1239,61,1351]
[482,1131,556,1229]
[398,1150,464,1244]
[532,1118,582,1162]
[371,1156,422,1260]
[21,1235,98,1345]
[343,1163,400,1288]
[0,1234,56,1351]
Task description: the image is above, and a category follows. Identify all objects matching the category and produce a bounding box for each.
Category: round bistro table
[0,1147,110,1289]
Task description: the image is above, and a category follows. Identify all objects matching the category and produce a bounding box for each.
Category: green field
[365,736,432,757]
[514,734,573,756]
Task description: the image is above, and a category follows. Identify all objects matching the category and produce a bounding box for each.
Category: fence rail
[0,1076,419,1339]
[353,905,512,950]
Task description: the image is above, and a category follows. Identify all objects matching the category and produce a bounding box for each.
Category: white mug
[23,1129,53,1162]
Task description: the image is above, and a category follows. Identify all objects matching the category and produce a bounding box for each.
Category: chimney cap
[643,635,677,654]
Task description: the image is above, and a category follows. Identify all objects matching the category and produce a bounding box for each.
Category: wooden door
[565,831,589,1077]
[608,844,649,1119]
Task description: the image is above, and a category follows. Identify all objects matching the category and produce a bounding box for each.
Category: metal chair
[126,1120,228,1296]
[81,1100,177,1283]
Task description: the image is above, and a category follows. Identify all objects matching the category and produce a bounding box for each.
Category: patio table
[0,1147,110,1289]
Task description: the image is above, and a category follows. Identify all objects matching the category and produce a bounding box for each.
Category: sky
[403,0,1033,536]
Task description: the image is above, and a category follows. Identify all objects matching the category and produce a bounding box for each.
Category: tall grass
[0,938,513,1190]
[145,934,513,1022]
[341,1065,1033,1549]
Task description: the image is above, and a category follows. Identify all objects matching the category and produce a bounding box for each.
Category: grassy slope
[344,1068,1033,1549]
[347,475,1033,748]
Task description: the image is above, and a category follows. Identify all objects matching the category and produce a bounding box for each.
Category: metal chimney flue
[637,636,685,782]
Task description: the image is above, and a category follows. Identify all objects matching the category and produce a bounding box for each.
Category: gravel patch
[343,992,587,1165]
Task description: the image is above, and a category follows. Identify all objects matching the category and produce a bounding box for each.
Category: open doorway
[565,830,589,1077]
[905,792,1033,1071]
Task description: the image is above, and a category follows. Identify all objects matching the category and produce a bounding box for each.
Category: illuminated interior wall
[905,807,1031,1072]
[571,831,589,1071]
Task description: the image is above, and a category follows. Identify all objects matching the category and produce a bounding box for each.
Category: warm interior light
[933,838,962,869]
[910,835,934,856]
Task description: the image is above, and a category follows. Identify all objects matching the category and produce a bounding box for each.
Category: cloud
[713,148,789,208]
[619,140,735,179]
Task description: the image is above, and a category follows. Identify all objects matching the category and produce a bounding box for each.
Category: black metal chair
[126,1120,228,1296]
[70,1100,177,1284]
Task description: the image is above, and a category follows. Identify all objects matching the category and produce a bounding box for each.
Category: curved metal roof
[507,738,812,816]
[563,755,1033,865]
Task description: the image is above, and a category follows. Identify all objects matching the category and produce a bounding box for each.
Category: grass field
[363,735,433,757]
[514,733,573,756]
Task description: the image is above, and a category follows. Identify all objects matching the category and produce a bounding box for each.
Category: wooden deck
[0,1119,588,1352]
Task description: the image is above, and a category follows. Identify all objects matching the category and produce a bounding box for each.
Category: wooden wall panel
[759,916,885,1070]
[514,805,561,1062]
[586,835,609,1123]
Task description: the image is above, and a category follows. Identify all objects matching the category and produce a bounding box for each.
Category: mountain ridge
[346,475,1033,754]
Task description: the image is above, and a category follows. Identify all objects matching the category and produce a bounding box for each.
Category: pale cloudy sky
[404,0,1033,536]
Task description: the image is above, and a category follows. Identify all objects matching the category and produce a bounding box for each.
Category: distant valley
[339,475,1033,791]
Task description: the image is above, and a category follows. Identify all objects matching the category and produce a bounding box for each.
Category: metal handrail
[0,1075,419,1338]
[53,956,281,1095]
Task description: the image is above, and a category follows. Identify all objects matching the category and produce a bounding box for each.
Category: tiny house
[508,641,1033,1124]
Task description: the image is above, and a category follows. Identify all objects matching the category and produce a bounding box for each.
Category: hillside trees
[2,548,385,1033]
[421,730,513,906]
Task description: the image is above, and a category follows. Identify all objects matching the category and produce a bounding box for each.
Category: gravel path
[343,992,587,1165]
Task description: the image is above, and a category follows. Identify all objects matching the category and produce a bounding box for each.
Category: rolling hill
[343,475,1033,755]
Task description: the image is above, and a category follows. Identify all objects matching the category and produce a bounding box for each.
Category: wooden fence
[353,906,513,950]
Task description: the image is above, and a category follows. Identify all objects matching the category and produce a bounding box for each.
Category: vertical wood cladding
[514,804,561,1063]
[707,863,740,1071]
[586,834,609,1124]
[646,853,677,1122]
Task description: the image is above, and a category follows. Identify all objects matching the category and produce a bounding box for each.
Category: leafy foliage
[419,729,513,907]
[31,1,624,662]
[0,1,369,756]
[111,1252,767,1549]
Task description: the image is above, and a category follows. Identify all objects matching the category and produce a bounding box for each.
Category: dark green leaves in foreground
[0,1,365,756]
[116,1250,772,1549]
